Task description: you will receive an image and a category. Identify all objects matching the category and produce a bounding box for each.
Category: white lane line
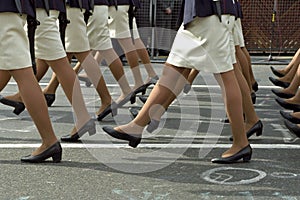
[5,82,281,89]
[0,143,299,149]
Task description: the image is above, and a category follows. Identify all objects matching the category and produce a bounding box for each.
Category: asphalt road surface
[0,57,299,200]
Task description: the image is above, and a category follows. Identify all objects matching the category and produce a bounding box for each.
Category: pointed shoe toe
[269,77,290,88]
[271,89,294,99]
[97,102,118,121]
[211,145,252,164]
[21,142,62,163]
[0,96,25,115]
[280,110,300,124]
[102,126,141,148]
[275,98,300,112]
[270,66,284,78]
[284,119,300,138]
[61,119,96,142]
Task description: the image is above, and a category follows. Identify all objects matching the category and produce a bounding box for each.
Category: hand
[165,7,172,14]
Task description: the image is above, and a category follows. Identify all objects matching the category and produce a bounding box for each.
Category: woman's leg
[134,38,157,80]
[4,59,51,102]
[74,51,112,115]
[117,37,144,89]
[46,57,91,131]
[217,70,249,156]
[233,61,260,131]
[94,49,132,102]
[115,64,189,133]
[10,67,58,155]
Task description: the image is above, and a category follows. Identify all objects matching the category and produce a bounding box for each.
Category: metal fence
[134,0,300,57]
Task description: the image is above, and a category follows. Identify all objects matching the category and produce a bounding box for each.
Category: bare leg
[46,57,91,131]
[236,46,252,92]
[74,51,112,115]
[134,38,157,79]
[277,64,298,83]
[117,37,144,89]
[277,48,300,74]
[94,49,132,102]
[0,70,11,91]
[241,47,256,85]
[8,68,57,155]
[216,70,249,156]
[233,61,260,131]
[5,59,51,102]
[187,69,200,85]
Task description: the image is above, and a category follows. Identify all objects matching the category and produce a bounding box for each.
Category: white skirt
[108,5,140,39]
[35,9,66,60]
[167,15,236,73]
[0,13,32,70]
[65,7,90,52]
[87,5,112,50]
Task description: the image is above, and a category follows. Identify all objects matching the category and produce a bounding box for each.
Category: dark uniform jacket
[0,0,35,17]
[36,0,65,12]
[66,0,90,10]
[179,0,237,26]
[94,0,109,6]
[235,0,243,19]
[108,0,141,8]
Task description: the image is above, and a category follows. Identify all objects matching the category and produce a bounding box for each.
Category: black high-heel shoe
[269,77,290,88]
[78,75,92,87]
[275,97,300,112]
[134,84,150,95]
[97,102,118,121]
[129,106,140,119]
[146,119,160,133]
[211,144,252,164]
[280,110,300,124]
[44,94,55,107]
[102,126,141,148]
[60,119,96,142]
[138,96,148,104]
[251,92,256,104]
[183,83,192,94]
[270,66,284,78]
[284,119,300,138]
[229,120,263,141]
[252,81,258,92]
[21,141,62,163]
[117,92,136,108]
[271,89,294,99]
[0,95,25,115]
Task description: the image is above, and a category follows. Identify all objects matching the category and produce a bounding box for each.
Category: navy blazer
[179,0,237,26]
[66,0,90,10]
[94,0,109,6]
[235,0,243,19]
[109,0,141,8]
[36,0,65,12]
[0,0,35,17]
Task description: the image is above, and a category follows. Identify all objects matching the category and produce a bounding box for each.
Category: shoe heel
[52,152,62,163]
[243,154,252,162]
[111,107,118,117]
[88,126,96,136]
[129,137,141,148]
[130,93,136,104]
[146,119,160,133]
[13,105,25,115]
[256,129,263,136]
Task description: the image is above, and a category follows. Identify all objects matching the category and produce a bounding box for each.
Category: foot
[61,119,96,142]
[21,141,62,163]
[221,144,250,158]
[211,144,252,164]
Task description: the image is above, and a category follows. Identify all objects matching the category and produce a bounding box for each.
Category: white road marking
[0,143,299,149]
